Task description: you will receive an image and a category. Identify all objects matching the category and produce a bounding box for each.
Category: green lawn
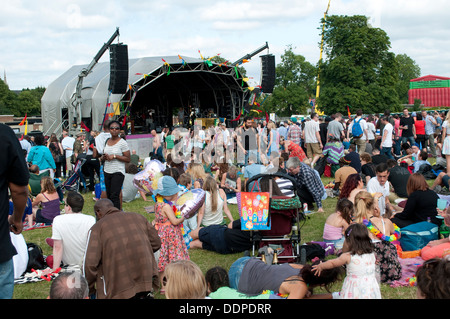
[13,176,418,299]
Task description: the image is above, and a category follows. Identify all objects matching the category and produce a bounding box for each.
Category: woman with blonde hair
[164,260,207,299]
[32,176,61,225]
[354,191,402,283]
[353,191,378,224]
[188,162,208,189]
[197,176,233,227]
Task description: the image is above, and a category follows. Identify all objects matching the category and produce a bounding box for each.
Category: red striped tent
[408,75,450,107]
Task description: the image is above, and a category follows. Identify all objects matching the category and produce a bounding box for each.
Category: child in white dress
[313,223,381,299]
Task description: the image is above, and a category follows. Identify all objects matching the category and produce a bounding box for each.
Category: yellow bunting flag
[113,102,121,115]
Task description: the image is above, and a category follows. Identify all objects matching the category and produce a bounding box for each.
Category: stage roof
[41,56,249,135]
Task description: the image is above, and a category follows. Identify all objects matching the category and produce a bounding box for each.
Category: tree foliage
[317,15,404,115]
[263,45,317,116]
[395,53,421,104]
[0,79,44,116]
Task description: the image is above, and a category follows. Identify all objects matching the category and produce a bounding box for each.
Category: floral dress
[154,202,190,273]
[339,253,381,299]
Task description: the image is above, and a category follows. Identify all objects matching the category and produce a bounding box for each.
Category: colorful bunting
[162,58,171,76]
[178,55,186,67]
[113,102,121,115]
[198,50,204,60]
[230,107,244,122]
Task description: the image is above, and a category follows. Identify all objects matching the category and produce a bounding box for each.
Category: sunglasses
[110,127,120,130]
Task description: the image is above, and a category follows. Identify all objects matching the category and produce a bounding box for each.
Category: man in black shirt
[0,124,29,299]
[386,159,410,199]
[399,108,416,147]
[344,144,361,173]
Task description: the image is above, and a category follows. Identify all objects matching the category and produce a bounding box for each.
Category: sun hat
[153,176,182,197]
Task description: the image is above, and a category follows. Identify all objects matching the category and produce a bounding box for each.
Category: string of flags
[102,50,257,125]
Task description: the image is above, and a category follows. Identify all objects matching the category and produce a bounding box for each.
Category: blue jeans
[381,146,394,159]
[393,138,401,156]
[0,259,14,299]
[228,257,251,289]
[243,150,258,166]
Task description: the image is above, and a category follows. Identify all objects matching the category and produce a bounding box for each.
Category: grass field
[13,175,419,300]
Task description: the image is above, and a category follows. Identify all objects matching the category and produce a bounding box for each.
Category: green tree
[14,90,42,116]
[317,15,401,115]
[0,80,45,116]
[263,45,317,116]
[395,54,421,104]
[0,79,17,115]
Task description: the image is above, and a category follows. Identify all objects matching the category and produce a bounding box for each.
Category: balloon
[176,188,206,219]
[133,160,165,194]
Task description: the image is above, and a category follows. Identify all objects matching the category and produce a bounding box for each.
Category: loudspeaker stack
[109,44,129,94]
[260,54,276,94]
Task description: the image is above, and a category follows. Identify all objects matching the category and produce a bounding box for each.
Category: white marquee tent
[40,55,230,136]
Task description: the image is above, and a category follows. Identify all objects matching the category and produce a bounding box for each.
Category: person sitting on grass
[45,191,95,272]
[31,176,61,226]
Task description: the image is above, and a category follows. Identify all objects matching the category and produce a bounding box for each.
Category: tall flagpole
[315,0,331,116]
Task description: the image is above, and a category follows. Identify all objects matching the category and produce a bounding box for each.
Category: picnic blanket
[14,265,80,285]
[23,223,52,231]
[389,256,424,288]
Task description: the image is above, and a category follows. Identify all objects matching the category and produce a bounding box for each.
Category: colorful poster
[237,192,270,231]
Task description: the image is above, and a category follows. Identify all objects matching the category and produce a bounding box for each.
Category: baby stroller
[243,172,306,264]
[61,158,87,193]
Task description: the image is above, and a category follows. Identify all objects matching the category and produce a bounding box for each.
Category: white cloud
[1,0,450,90]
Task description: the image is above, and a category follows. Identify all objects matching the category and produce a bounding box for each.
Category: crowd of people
[3,107,450,300]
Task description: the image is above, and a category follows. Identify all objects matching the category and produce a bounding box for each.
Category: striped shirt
[275,178,295,197]
[103,138,129,175]
[287,124,302,145]
[322,142,345,165]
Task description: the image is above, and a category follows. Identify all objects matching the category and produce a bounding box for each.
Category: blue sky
[1,0,449,90]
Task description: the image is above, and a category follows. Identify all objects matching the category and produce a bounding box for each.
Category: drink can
[303,203,308,212]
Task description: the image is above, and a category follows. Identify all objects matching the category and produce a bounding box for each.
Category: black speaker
[109,44,129,94]
[260,54,276,93]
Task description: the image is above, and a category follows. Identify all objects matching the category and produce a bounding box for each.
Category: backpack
[26,243,46,272]
[352,118,364,138]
